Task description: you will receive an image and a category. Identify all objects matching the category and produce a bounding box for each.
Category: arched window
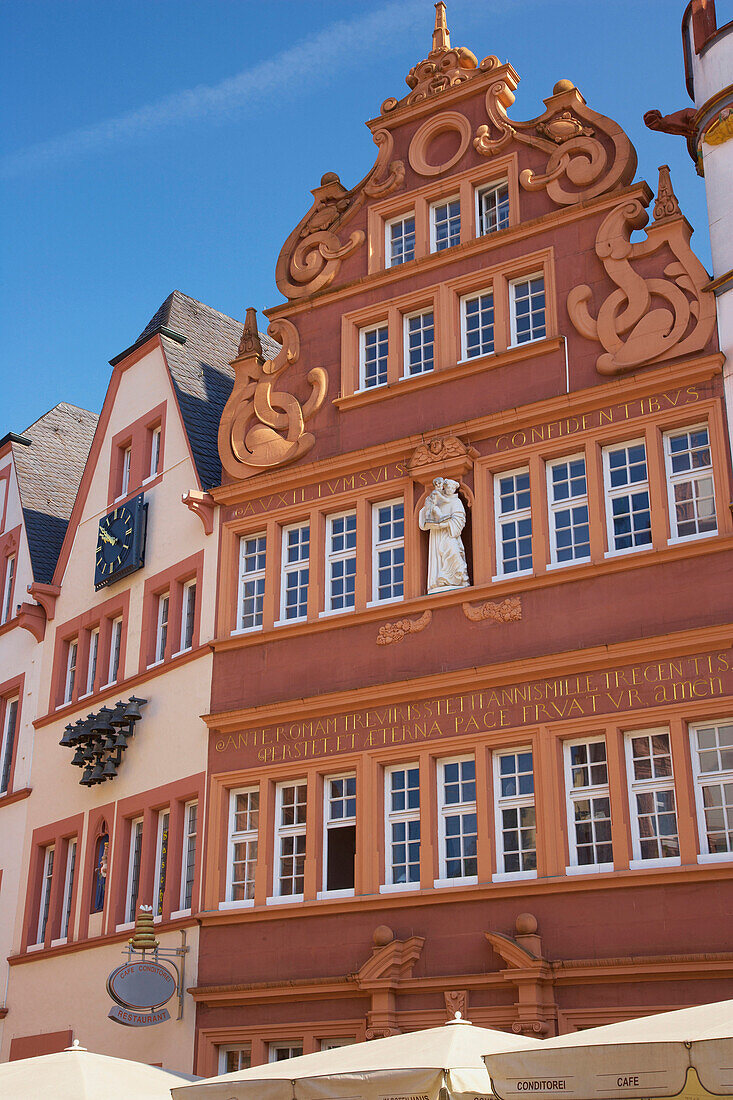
[91,828,108,914]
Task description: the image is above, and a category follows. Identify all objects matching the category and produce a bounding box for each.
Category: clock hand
[99,527,119,547]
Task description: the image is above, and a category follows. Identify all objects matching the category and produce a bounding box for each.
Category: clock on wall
[94,494,147,590]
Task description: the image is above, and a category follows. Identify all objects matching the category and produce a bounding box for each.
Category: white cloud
[1,0,427,178]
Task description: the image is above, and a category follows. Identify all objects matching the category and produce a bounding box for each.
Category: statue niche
[418,477,470,595]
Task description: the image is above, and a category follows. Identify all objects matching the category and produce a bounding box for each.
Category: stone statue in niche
[418,478,469,594]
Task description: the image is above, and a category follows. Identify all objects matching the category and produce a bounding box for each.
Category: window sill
[697,852,733,864]
[171,648,192,659]
[492,870,538,882]
[50,937,68,948]
[274,617,307,628]
[379,882,421,894]
[546,557,592,571]
[319,607,356,620]
[219,899,255,911]
[565,863,614,876]
[433,876,478,889]
[266,894,304,906]
[629,856,682,870]
[366,596,404,609]
[115,921,135,933]
[603,545,654,560]
[171,907,192,919]
[492,569,533,583]
[27,942,44,953]
[147,660,163,670]
[317,888,355,900]
[230,626,263,637]
[668,531,718,547]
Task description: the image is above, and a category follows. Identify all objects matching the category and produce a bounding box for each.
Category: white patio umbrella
[486,999,733,1100]
[172,1014,541,1100]
[0,1039,199,1099]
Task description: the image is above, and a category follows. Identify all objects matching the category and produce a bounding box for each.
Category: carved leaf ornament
[567,166,716,376]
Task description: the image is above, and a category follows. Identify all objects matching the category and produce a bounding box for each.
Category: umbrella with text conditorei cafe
[485,999,733,1100]
[0,1040,199,1100]
[172,1014,542,1100]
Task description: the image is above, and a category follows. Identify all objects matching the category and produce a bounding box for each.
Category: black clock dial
[94,494,147,590]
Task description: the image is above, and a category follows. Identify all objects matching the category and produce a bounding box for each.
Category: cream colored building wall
[0,451,41,1056]
[2,344,217,1072]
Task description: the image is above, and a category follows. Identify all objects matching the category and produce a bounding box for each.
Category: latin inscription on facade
[214,649,732,767]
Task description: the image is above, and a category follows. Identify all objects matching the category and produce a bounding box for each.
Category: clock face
[95,494,146,590]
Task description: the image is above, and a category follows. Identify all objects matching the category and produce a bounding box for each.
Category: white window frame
[370,498,404,606]
[602,438,653,557]
[563,736,613,874]
[148,426,162,480]
[153,809,170,919]
[460,288,495,361]
[218,1046,252,1074]
[475,179,510,237]
[493,747,538,881]
[358,322,389,391]
[107,617,123,686]
[179,799,198,912]
[64,638,78,703]
[323,510,357,616]
[269,1043,304,1063]
[236,532,266,634]
[546,453,591,568]
[435,754,478,889]
[429,195,461,252]
[320,1037,356,1051]
[83,627,99,697]
[223,786,259,909]
[402,309,435,378]
[124,817,144,925]
[493,465,533,580]
[509,273,546,346]
[36,844,55,945]
[319,771,357,899]
[381,762,420,892]
[119,445,132,499]
[689,719,733,863]
[385,212,416,268]
[57,837,77,942]
[624,727,681,869]
[0,695,19,795]
[178,579,196,654]
[663,423,718,544]
[279,521,310,624]
[1,554,15,624]
[269,780,307,903]
[153,592,169,665]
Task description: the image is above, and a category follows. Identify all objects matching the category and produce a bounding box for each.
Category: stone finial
[129,904,159,952]
[432,2,450,52]
[652,164,682,224]
[237,306,263,358]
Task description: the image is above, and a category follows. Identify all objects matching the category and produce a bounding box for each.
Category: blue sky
[1,0,720,432]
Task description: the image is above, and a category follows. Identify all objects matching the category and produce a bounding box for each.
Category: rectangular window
[120,445,132,498]
[437,756,477,884]
[372,499,404,603]
[323,774,356,894]
[153,810,169,918]
[36,845,55,944]
[461,290,495,360]
[238,533,266,631]
[547,455,590,565]
[510,275,546,345]
[281,523,310,622]
[386,214,415,267]
[430,198,460,251]
[108,617,122,684]
[85,627,99,695]
[359,324,389,390]
[494,467,532,577]
[59,838,76,940]
[227,787,259,903]
[325,511,357,613]
[155,593,169,663]
[219,1046,252,1074]
[269,1044,304,1063]
[125,818,144,923]
[664,425,717,540]
[476,180,510,236]
[180,800,198,911]
[403,310,435,377]
[180,580,196,652]
[274,781,307,899]
[384,763,420,888]
[494,749,537,877]
[625,730,679,864]
[690,720,733,858]
[1,554,15,624]
[64,638,78,703]
[0,696,19,794]
[321,1038,357,1051]
[564,738,613,871]
[149,426,162,479]
[603,440,652,553]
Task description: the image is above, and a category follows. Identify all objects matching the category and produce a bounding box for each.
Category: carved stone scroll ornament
[218,309,328,481]
[567,166,716,376]
[275,127,404,301]
[462,595,522,623]
[444,990,468,1020]
[474,77,637,206]
[376,609,432,647]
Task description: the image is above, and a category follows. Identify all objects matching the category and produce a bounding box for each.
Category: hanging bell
[89,760,105,784]
[90,706,115,736]
[114,729,128,750]
[71,746,86,768]
[124,696,146,723]
[102,757,118,779]
[110,701,128,727]
[80,765,94,785]
[59,724,76,747]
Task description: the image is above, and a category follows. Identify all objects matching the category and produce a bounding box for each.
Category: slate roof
[136,291,279,491]
[13,403,98,584]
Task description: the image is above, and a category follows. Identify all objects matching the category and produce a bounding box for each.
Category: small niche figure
[418,477,469,594]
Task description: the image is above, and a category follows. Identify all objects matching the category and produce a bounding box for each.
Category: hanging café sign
[107,905,177,1026]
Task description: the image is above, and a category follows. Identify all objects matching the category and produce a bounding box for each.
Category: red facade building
[193,6,733,1074]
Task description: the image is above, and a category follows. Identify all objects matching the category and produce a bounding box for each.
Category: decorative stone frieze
[376,609,432,646]
[462,595,522,623]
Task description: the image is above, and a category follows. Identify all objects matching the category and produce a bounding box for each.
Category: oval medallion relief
[408,111,472,177]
